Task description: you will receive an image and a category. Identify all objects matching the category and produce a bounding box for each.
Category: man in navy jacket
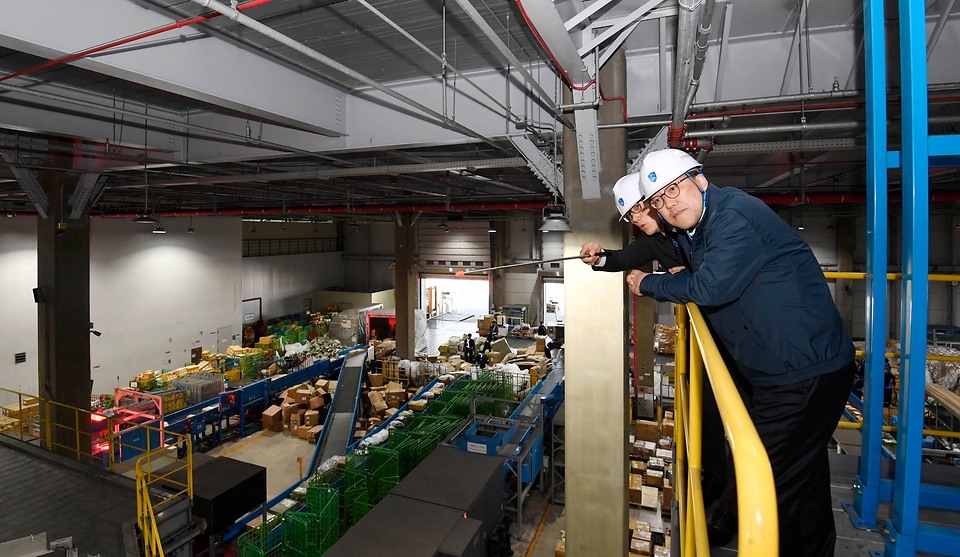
[628,149,855,557]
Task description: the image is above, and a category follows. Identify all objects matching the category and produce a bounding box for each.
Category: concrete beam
[0,0,343,137]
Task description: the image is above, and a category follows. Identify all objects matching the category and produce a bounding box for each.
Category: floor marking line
[220,430,271,457]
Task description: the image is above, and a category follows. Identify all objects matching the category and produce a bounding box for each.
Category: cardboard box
[640,486,659,509]
[295,388,314,404]
[654,547,670,557]
[641,441,657,459]
[635,530,652,542]
[327,380,338,393]
[655,448,672,461]
[368,372,385,388]
[555,538,565,557]
[635,420,659,443]
[314,378,329,390]
[630,539,651,555]
[368,416,382,428]
[304,410,320,427]
[629,473,644,504]
[281,402,299,426]
[262,405,283,432]
[662,479,673,510]
[309,396,325,410]
[646,469,663,487]
[660,419,674,437]
[408,400,428,412]
[648,457,665,471]
[298,423,314,440]
[658,437,672,450]
[630,460,646,474]
[306,425,323,443]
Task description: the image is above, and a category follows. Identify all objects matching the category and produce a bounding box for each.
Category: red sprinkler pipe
[0,0,274,84]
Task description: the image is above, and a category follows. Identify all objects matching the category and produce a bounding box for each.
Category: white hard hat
[612,172,643,222]
[638,149,702,199]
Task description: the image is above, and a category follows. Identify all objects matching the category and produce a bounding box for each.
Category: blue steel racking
[843,1,960,555]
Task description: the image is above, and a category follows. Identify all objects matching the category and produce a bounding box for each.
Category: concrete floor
[206,429,316,500]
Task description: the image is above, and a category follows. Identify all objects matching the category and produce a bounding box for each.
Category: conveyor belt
[315,351,367,468]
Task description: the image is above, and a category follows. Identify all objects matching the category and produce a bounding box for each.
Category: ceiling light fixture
[438,221,448,229]
[539,206,573,233]
[152,222,166,234]
[187,216,196,234]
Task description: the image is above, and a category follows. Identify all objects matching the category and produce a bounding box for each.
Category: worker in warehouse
[626,148,855,557]
[580,172,730,509]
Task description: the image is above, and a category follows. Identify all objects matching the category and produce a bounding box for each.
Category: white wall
[0,217,39,400]
[242,251,345,320]
[89,217,242,393]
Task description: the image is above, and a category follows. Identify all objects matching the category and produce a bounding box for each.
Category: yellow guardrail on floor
[674,304,779,556]
[0,386,192,557]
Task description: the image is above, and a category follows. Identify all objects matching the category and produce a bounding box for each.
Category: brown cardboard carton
[304,410,319,427]
[635,530,652,542]
[281,402,299,425]
[408,400,428,412]
[326,380,338,393]
[314,378,329,390]
[262,405,282,432]
[646,469,664,487]
[653,547,670,557]
[662,478,673,510]
[660,419,674,437]
[298,423,314,440]
[635,420,659,443]
[295,388,314,404]
[368,372,385,388]
[306,425,323,443]
[368,416,382,428]
[641,441,657,459]
[630,539,651,555]
[658,436,672,450]
[290,422,301,435]
[629,473,644,504]
[309,396,325,410]
[640,486,659,509]
[555,538,565,557]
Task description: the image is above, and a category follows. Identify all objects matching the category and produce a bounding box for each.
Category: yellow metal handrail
[137,456,167,557]
[674,303,779,556]
[836,421,960,439]
[823,271,960,282]
[0,385,193,556]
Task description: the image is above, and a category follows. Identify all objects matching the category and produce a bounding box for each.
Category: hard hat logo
[648,172,657,183]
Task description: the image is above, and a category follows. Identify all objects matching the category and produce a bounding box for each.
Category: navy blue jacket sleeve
[639,209,768,305]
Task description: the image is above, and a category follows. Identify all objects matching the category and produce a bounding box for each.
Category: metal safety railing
[674,303,778,556]
[0,386,192,557]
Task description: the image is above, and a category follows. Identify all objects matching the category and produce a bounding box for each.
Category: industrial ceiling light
[438,221,448,229]
[152,222,166,234]
[488,222,496,233]
[539,206,572,233]
[187,216,196,234]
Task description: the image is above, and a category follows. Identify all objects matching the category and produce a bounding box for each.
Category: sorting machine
[95,346,362,467]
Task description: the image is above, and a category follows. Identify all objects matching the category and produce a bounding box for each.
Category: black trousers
[719,361,855,557]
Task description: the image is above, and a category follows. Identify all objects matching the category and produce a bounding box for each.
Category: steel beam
[714,2,734,101]
[510,136,563,198]
[515,0,590,85]
[0,0,342,137]
[886,0,930,554]
[579,0,665,58]
[780,0,809,95]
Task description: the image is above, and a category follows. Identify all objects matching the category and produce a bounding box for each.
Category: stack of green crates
[238,515,284,557]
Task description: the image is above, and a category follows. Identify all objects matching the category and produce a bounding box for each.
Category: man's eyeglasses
[628,201,645,215]
[648,177,687,210]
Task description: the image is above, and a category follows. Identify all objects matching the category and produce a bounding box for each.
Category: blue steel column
[847,0,886,531]
[886,0,929,554]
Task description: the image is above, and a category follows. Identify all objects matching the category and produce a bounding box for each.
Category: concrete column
[563,50,629,557]
[835,216,856,336]
[37,140,91,459]
[394,214,418,359]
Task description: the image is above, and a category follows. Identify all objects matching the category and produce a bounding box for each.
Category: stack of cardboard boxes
[261,378,336,443]
[626,412,675,556]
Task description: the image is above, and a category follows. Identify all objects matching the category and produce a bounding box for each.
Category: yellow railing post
[44,401,52,450]
[187,437,194,499]
[674,304,688,555]
[18,393,24,442]
[75,407,81,462]
[686,303,778,556]
[107,418,116,473]
[687,333,710,557]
